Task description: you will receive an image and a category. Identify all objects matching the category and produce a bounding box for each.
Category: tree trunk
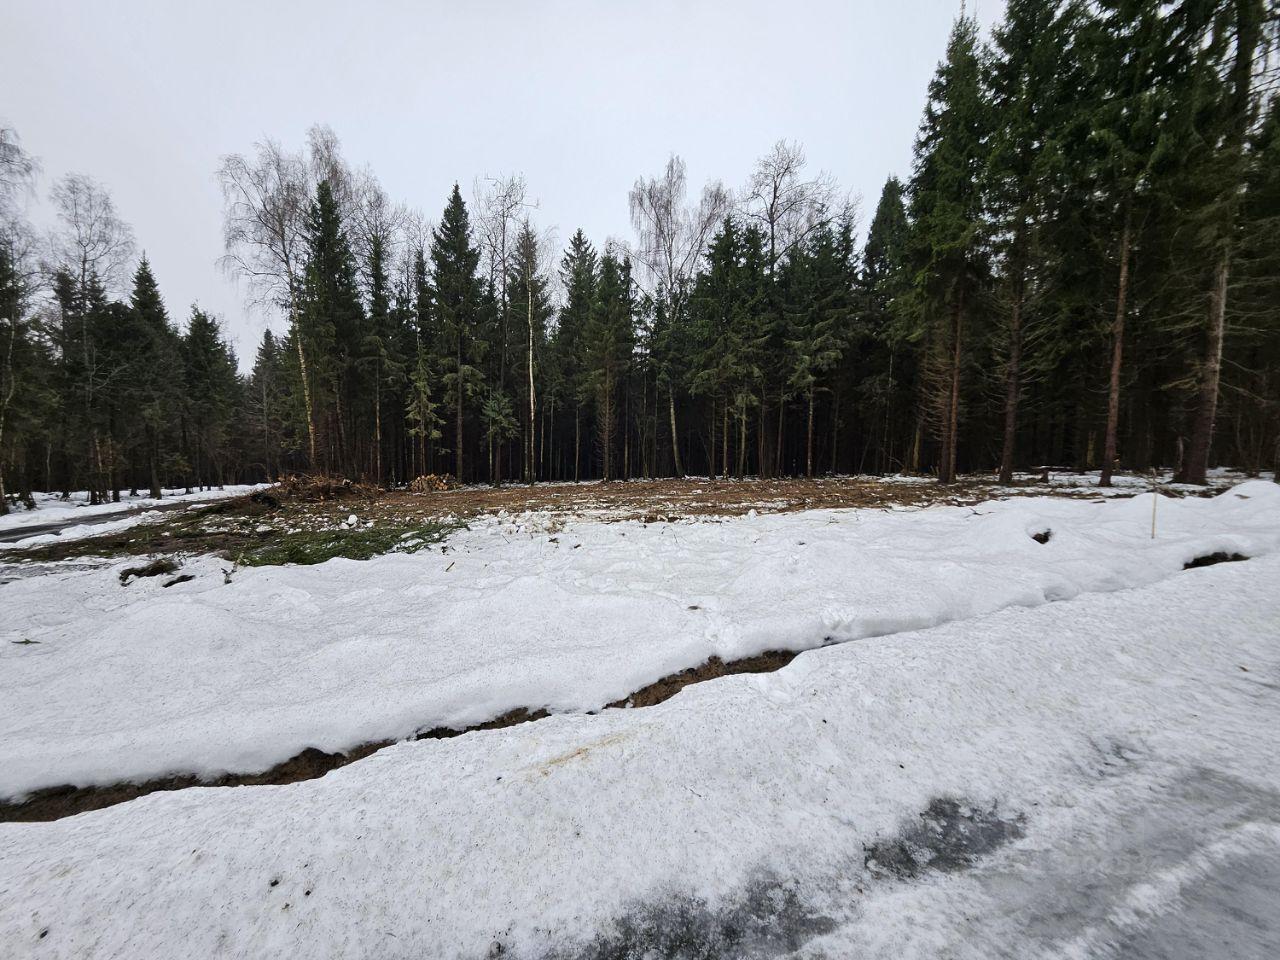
[1100,208,1133,487]
[294,325,317,470]
[806,386,815,479]
[0,315,15,515]
[669,388,684,477]
[830,382,841,475]
[998,223,1027,485]
[455,341,464,484]
[938,290,964,485]
[1178,257,1229,485]
[527,280,536,484]
[776,389,786,476]
[758,393,769,478]
[374,370,383,486]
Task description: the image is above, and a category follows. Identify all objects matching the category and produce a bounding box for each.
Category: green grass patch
[234,522,455,567]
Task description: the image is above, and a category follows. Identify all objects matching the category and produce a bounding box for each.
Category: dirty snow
[0,485,265,532]
[1,543,1277,958]
[1,482,1278,801]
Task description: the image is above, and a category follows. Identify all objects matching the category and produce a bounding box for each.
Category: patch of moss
[234,522,454,567]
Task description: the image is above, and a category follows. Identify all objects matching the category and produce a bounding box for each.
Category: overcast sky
[4,0,1003,369]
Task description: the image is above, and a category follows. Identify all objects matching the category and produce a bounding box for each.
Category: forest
[1,0,1277,511]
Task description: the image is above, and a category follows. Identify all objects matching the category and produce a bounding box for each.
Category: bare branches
[0,125,40,227]
[216,140,308,311]
[474,173,534,289]
[742,140,841,270]
[628,154,730,304]
[48,174,135,293]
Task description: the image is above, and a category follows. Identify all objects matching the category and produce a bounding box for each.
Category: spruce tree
[553,229,598,480]
[583,251,636,480]
[298,179,363,474]
[1174,0,1270,483]
[860,177,911,472]
[782,221,852,478]
[430,185,485,483]
[1087,0,1184,484]
[127,257,183,497]
[247,330,286,480]
[985,0,1083,483]
[507,222,553,483]
[902,16,991,484]
[182,307,239,489]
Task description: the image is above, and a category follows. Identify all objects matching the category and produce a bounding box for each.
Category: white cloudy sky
[4,0,1003,368]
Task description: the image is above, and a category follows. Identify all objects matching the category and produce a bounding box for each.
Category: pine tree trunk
[455,341,464,484]
[603,371,613,481]
[806,386,815,479]
[722,400,728,481]
[374,371,383,486]
[830,382,841,475]
[148,426,161,500]
[758,393,769,479]
[910,410,923,474]
[1178,256,1229,485]
[527,282,536,484]
[939,291,964,485]
[882,348,895,474]
[1100,209,1133,488]
[574,405,581,482]
[708,399,716,479]
[998,223,1027,485]
[0,315,15,515]
[776,390,786,476]
[669,389,684,477]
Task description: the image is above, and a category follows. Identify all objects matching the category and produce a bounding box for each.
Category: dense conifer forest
[1,1,1277,510]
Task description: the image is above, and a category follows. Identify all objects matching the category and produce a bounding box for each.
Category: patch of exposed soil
[606,650,799,709]
[0,743,388,823]
[1183,551,1249,569]
[0,652,795,822]
[119,557,179,583]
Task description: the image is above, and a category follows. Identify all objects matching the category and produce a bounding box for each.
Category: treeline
[2,0,1278,511]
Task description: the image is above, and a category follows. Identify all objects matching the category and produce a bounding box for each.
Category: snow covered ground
[0,485,265,531]
[2,481,1278,803]
[1,527,1277,958]
[0,485,267,550]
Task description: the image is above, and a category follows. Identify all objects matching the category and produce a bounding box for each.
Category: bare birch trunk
[669,389,684,477]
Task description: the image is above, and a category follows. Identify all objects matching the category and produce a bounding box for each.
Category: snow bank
[1,482,1277,801]
[0,485,265,532]
[1,549,1277,958]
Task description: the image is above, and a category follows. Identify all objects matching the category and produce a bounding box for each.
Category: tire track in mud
[0,551,1247,823]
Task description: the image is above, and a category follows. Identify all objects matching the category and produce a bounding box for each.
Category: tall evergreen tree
[583,251,636,480]
[182,307,239,489]
[552,230,598,480]
[507,222,553,483]
[902,17,991,484]
[298,179,363,474]
[430,185,485,483]
[126,257,183,497]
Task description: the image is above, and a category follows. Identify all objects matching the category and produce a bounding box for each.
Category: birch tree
[217,141,315,464]
[628,154,729,475]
